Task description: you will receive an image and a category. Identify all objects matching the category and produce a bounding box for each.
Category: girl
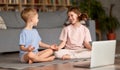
[55,7,92,60]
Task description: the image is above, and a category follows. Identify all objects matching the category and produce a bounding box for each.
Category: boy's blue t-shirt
[19,29,41,57]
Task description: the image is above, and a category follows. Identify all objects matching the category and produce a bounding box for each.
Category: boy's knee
[47,49,54,53]
[28,52,35,59]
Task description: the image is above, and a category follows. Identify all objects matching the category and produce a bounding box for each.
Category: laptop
[74,40,116,68]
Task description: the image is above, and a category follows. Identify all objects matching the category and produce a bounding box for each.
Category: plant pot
[107,33,116,40]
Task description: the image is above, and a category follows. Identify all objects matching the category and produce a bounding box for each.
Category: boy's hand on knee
[27,45,35,52]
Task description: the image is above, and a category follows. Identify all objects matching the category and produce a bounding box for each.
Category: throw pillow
[0,16,7,29]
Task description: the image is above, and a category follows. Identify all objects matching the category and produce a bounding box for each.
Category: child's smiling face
[67,11,79,25]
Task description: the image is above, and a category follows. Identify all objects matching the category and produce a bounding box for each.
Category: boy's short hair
[21,8,37,22]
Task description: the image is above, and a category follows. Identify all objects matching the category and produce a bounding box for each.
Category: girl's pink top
[59,24,92,50]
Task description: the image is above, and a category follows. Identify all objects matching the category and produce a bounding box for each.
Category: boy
[19,8,56,64]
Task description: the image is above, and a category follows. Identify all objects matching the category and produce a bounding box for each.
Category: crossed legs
[23,49,55,64]
[55,49,91,60]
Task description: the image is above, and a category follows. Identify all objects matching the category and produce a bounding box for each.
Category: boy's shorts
[20,52,27,63]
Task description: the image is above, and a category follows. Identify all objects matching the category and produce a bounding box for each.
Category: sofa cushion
[37,10,67,28]
[0,11,25,29]
[38,28,62,45]
[0,10,67,29]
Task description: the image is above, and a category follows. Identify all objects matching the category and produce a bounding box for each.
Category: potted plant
[100,4,120,40]
[75,0,106,21]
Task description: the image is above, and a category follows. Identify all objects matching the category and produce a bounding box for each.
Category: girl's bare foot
[62,54,70,60]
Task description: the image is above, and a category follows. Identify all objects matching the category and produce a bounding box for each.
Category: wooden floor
[0,54,120,70]
[22,58,120,70]
[0,58,120,70]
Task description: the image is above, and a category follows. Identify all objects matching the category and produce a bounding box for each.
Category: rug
[0,53,88,70]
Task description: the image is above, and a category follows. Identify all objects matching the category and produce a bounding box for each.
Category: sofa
[0,10,96,53]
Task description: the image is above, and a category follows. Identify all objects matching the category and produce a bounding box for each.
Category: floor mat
[0,53,87,70]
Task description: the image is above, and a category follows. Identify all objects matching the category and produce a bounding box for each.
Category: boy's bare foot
[28,59,33,64]
[62,54,70,60]
[27,52,35,64]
